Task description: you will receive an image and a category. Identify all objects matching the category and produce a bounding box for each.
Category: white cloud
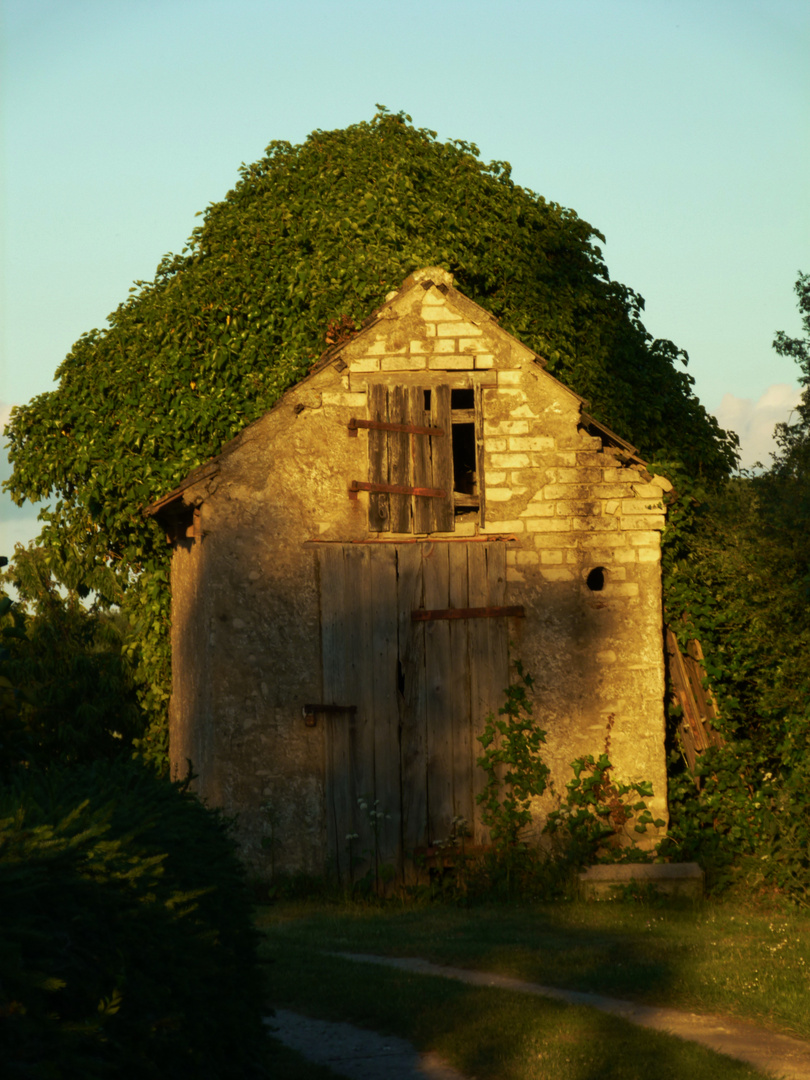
[713,384,804,470]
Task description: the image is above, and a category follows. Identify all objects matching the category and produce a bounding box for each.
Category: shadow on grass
[261,941,764,1080]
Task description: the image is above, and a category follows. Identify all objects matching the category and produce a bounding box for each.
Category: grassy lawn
[258,898,810,1079]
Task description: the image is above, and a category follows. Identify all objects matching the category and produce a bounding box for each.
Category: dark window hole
[423,389,431,411]
[452,422,477,497]
[451,388,474,409]
[586,567,606,591]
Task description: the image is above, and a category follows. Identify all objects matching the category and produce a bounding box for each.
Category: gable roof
[145,267,643,520]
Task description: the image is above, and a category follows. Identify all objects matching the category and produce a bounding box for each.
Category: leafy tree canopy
[2,108,738,758]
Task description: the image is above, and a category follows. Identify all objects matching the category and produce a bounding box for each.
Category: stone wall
[166,267,669,875]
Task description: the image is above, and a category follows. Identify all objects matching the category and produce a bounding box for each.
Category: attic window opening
[423,389,431,411]
[451,388,474,410]
[451,388,479,515]
[452,422,478,512]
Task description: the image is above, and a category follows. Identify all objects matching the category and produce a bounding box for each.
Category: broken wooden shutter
[362,385,453,533]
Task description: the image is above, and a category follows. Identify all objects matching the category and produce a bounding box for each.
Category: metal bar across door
[412,605,524,622]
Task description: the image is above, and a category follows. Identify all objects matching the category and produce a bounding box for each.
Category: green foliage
[0,548,144,771]
[660,272,810,904]
[3,108,737,758]
[544,749,665,868]
[0,758,268,1078]
[476,663,548,852]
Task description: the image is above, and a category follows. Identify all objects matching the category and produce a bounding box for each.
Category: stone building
[147,267,670,880]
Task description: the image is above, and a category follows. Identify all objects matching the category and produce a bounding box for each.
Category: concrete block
[632,483,665,499]
[365,338,405,355]
[531,532,575,548]
[483,519,524,532]
[602,468,635,483]
[602,582,639,598]
[527,518,575,533]
[475,354,495,369]
[540,568,574,582]
[625,516,666,531]
[637,547,661,563]
[554,467,603,484]
[508,436,556,451]
[540,550,564,564]
[381,355,426,371]
[544,483,592,500]
[651,473,674,492]
[485,420,530,435]
[486,488,513,502]
[490,453,531,468]
[580,532,627,548]
[349,357,381,372]
[497,370,523,385]
[516,550,540,565]
[519,502,555,518]
[432,339,458,354]
[428,354,475,370]
[578,863,704,901]
[622,498,664,515]
[613,548,637,563]
[422,306,462,322]
[458,337,485,352]
[572,516,618,532]
[322,392,367,407]
[421,287,446,306]
[436,321,482,337]
[556,501,601,518]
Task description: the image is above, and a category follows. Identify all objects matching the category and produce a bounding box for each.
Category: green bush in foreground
[0,759,267,1079]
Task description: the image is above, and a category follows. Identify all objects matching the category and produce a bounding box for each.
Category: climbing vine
[3,108,737,761]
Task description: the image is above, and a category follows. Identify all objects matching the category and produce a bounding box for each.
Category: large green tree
[3,109,737,759]
[662,272,810,901]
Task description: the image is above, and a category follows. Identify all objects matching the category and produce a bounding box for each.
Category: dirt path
[334,952,810,1080]
[268,1009,468,1079]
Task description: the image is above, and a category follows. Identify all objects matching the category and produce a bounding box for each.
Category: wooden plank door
[317,542,510,884]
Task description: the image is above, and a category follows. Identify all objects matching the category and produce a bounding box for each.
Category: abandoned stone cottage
[147,267,671,881]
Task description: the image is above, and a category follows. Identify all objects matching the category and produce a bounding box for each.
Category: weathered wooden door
[317,542,510,883]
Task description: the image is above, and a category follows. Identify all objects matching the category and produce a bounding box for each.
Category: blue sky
[2,0,808,553]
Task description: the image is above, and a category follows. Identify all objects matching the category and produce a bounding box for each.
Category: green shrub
[0,759,268,1078]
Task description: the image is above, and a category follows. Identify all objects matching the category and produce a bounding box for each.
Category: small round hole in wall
[586,567,606,592]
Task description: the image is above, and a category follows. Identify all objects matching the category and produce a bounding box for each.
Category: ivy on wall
[3,108,738,763]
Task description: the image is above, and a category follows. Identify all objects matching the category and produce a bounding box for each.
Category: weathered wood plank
[423,542,454,844]
[370,545,401,876]
[396,544,427,881]
[409,387,433,534]
[318,546,352,883]
[344,545,375,884]
[368,383,389,532]
[466,543,490,845]
[467,543,509,845]
[474,383,486,528]
[411,605,524,621]
[448,543,473,837]
[388,385,411,533]
[431,385,454,533]
[666,629,724,774]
